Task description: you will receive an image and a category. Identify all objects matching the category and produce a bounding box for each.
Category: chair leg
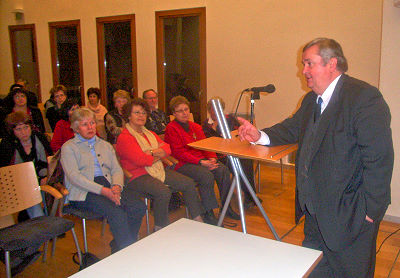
[256,162,261,192]
[42,241,48,262]
[5,250,11,278]
[51,237,57,257]
[82,218,88,253]
[185,206,189,218]
[70,227,82,266]
[145,198,150,235]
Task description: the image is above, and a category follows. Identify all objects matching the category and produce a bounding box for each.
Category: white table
[70,219,322,278]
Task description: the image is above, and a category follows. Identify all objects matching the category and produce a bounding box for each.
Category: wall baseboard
[383,214,400,223]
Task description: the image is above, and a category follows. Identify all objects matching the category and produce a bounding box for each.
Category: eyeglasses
[145,97,158,100]
[175,107,190,114]
[132,111,147,116]
[14,124,30,132]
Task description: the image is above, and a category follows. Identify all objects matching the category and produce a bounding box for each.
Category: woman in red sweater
[164,96,240,221]
[50,98,79,152]
[116,98,203,230]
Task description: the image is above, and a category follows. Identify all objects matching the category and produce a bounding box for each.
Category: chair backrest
[0,161,42,217]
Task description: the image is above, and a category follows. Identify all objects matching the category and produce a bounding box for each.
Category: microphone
[244,84,275,94]
[234,83,276,118]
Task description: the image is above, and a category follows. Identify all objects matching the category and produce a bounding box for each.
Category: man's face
[144,91,158,110]
[302,45,337,95]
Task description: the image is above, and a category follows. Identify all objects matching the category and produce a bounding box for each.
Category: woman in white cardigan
[61,108,146,252]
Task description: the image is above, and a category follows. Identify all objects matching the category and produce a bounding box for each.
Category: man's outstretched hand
[237,117,261,142]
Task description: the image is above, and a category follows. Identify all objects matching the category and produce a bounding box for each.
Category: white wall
[380,0,400,220]
[2,0,398,219]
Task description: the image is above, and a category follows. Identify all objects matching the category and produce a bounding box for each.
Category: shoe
[244,196,263,210]
[11,251,42,276]
[226,206,240,220]
[109,239,118,254]
[202,210,218,226]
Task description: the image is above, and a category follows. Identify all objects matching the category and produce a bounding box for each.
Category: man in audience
[143,89,169,135]
[238,38,393,277]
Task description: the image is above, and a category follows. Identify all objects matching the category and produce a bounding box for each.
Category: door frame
[155,7,207,123]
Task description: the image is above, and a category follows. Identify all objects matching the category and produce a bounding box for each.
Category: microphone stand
[250,92,260,125]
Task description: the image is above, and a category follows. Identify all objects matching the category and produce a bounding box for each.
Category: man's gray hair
[303,38,348,72]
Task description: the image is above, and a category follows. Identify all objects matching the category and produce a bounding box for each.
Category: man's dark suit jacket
[263,74,393,251]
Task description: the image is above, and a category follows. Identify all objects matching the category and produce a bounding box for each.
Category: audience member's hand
[152,145,166,158]
[366,215,374,223]
[111,185,122,194]
[209,157,218,164]
[101,187,121,205]
[200,159,219,170]
[40,177,48,186]
[237,117,261,142]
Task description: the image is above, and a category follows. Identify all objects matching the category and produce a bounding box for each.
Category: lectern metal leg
[218,155,280,240]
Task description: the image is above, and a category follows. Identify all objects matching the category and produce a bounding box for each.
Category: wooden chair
[0,162,82,277]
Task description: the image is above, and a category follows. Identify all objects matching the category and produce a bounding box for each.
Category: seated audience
[50,98,79,152]
[143,89,169,135]
[0,112,53,218]
[202,97,261,209]
[86,87,108,139]
[116,98,204,230]
[164,96,240,222]
[104,90,130,144]
[61,108,146,252]
[46,85,68,131]
[4,86,45,133]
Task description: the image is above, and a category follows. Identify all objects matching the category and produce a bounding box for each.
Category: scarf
[125,124,165,182]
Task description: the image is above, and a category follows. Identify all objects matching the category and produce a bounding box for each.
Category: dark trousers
[70,176,146,251]
[303,209,379,278]
[222,157,256,201]
[177,163,229,210]
[126,169,203,227]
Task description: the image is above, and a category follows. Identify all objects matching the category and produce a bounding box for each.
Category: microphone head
[252,84,275,93]
[264,84,276,93]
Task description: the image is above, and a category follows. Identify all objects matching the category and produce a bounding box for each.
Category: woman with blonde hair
[61,108,146,252]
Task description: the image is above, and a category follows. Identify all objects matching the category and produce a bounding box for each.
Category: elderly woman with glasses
[61,108,146,252]
[116,98,204,231]
[164,96,240,224]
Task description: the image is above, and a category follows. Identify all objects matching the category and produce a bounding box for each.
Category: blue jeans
[70,176,146,251]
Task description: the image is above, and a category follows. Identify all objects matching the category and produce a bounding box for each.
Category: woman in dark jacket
[3,87,45,133]
[0,111,53,218]
[104,90,130,144]
[45,85,68,131]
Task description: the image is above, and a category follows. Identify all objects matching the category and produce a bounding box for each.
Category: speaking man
[238,38,393,277]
